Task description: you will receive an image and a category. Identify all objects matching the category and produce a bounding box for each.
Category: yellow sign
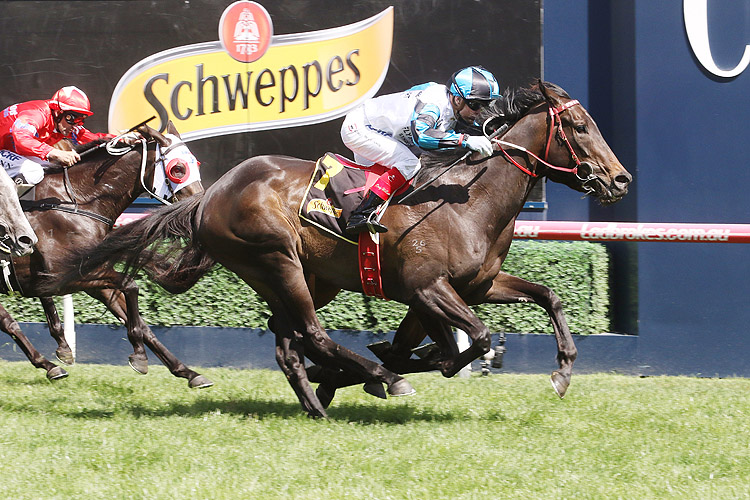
[108,7,393,140]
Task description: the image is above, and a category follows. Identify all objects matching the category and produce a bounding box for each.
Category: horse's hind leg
[39,296,74,365]
[479,271,577,398]
[0,301,67,380]
[84,288,149,374]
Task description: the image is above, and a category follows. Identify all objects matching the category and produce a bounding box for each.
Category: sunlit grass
[1,361,748,499]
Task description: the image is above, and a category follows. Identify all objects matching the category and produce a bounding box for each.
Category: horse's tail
[48,193,215,294]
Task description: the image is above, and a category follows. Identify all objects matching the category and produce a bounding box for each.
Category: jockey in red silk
[341,66,501,234]
[0,86,133,185]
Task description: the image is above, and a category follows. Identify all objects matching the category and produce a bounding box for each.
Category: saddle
[299,153,413,299]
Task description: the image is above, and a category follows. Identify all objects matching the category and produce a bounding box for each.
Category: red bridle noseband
[493,99,584,178]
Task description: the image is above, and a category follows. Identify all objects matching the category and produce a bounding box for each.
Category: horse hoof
[550,371,569,399]
[55,348,75,365]
[128,355,148,375]
[387,378,416,397]
[188,375,214,389]
[47,366,68,381]
[363,382,387,400]
[316,384,336,409]
[411,342,440,359]
[367,340,392,360]
[306,365,325,383]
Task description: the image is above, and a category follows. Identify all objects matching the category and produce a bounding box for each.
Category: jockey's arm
[409,104,464,150]
[74,126,141,146]
[10,117,55,161]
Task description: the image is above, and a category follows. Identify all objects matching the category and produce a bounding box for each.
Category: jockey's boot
[346,190,388,234]
[346,167,408,235]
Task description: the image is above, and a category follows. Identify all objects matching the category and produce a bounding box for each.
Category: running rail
[114,214,750,243]
[513,221,750,243]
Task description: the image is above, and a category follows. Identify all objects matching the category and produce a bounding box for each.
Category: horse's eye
[575,124,588,134]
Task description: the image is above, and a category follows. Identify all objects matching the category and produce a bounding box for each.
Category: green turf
[0,361,748,499]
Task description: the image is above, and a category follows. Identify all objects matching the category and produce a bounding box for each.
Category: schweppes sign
[108,3,393,140]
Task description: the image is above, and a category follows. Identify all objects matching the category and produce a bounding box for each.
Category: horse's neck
[48,152,143,215]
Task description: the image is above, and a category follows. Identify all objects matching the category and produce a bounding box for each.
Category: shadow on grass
[53,396,476,423]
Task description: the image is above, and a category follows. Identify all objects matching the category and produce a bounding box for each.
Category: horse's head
[138,121,204,202]
[537,82,631,204]
[0,171,37,256]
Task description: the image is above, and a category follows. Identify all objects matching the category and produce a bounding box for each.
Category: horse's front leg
[0,300,67,380]
[86,285,212,389]
[479,271,577,398]
[411,277,492,378]
[368,307,447,373]
[39,296,74,365]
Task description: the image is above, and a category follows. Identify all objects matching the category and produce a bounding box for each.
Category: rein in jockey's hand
[48,148,81,166]
[117,131,141,146]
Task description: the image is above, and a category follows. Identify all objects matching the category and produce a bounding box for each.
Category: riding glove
[464,135,493,158]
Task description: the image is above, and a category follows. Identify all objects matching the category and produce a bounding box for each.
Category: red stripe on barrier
[513,221,750,243]
[113,213,149,228]
[114,214,750,243]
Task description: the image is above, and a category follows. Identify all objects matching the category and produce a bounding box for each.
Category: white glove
[464,135,493,158]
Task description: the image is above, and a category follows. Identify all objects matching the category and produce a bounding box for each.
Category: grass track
[0,361,748,499]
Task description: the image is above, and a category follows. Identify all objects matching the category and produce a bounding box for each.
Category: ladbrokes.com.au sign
[109,2,393,140]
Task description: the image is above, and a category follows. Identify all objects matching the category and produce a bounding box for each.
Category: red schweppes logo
[108,4,393,140]
[219,1,273,63]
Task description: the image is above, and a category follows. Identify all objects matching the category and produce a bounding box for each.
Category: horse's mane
[419,81,569,171]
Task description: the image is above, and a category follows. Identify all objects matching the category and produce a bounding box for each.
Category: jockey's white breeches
[340,106,422,180]
[0,150,46,185]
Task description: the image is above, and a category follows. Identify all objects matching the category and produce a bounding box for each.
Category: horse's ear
[166,120,181,138]
[138,124,170,147]
[538,79,558,107]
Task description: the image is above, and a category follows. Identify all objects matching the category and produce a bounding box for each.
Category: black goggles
[465,99,490,111]
[63,113,86,125]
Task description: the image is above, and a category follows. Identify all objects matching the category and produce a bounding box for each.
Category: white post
[63,294,76,361]
[455,329,471,378]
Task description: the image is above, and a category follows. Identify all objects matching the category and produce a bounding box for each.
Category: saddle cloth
[299,153,412,299]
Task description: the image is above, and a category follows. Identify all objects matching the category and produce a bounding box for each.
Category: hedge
[1,241,610,334]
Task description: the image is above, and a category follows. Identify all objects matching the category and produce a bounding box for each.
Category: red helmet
[49,86,93,116]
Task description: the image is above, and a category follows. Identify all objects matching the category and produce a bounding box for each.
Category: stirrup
[365,212,388,233]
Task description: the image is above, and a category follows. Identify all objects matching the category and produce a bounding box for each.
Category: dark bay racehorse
[0,168,37,256]
[5,122,211,387]
[48,82,631,418]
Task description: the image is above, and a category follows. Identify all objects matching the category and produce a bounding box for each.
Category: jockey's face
[451,95,487,125]
[55,112,85,135]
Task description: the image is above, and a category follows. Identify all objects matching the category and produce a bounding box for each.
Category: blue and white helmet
[448,66,501,101]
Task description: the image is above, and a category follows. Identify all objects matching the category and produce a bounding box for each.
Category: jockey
[341,66,501,234]
[0,86,136,186]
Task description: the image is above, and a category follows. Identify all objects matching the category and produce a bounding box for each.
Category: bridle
[491,99,599,194]
[395,96,601,205]
[23,134,187,227]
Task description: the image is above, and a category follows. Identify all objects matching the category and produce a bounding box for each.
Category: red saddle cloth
[298,153,409,299]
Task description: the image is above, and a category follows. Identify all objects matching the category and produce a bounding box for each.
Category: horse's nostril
[19,235,36,247]
[614,174,631,188]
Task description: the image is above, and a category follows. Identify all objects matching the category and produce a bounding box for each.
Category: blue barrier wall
[545,0,750,375]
